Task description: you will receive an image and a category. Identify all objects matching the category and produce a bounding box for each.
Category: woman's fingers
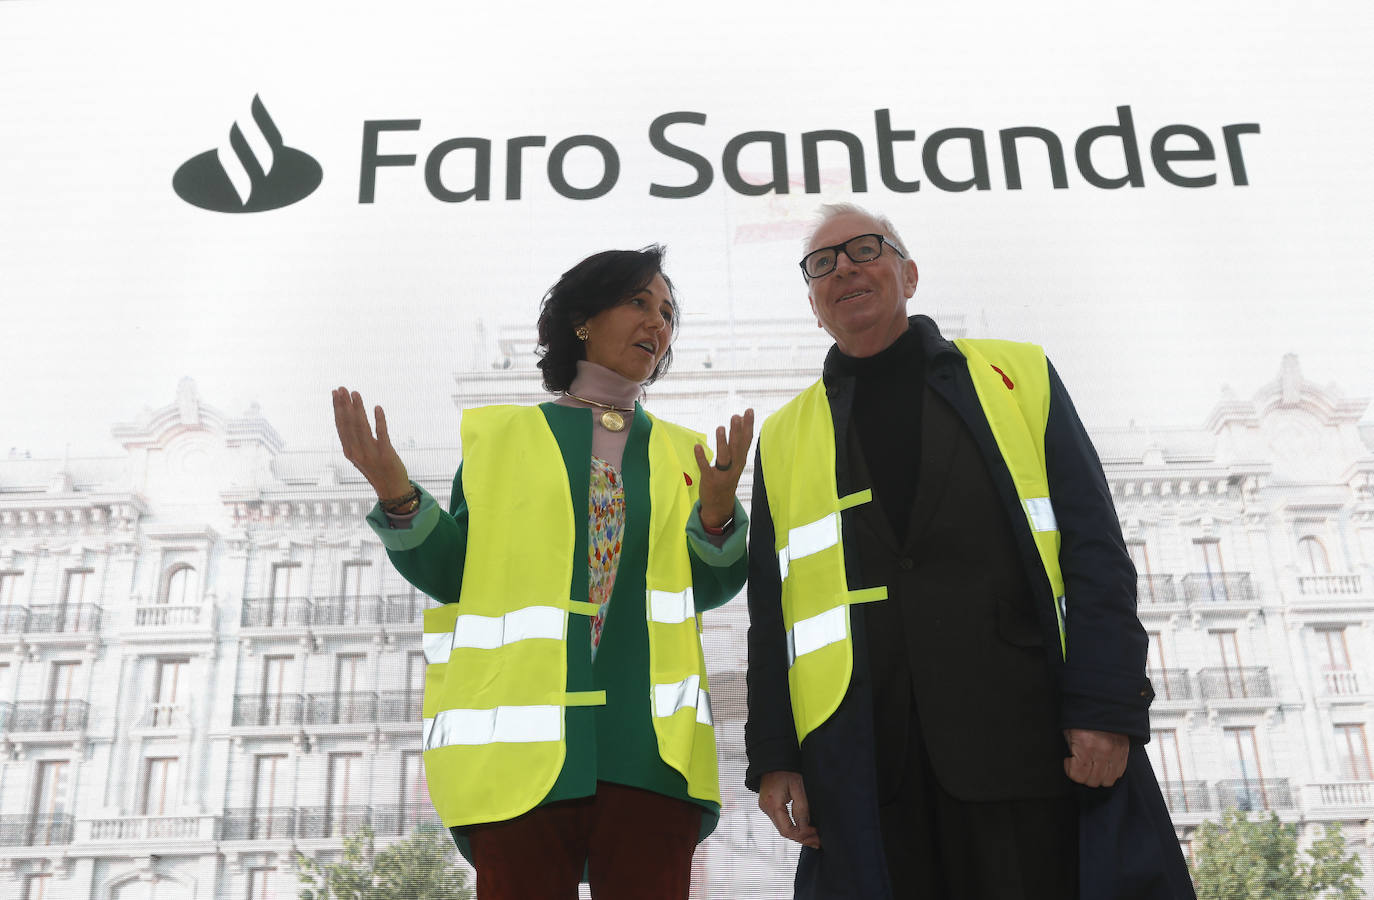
[374,405,392,450]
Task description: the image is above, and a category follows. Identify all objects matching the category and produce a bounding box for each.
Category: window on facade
[1296,536,1331,575]
[1315,627,1356,695]
[334,654,366,723]
[62,568,93,605]
[259,656,290,726]
[141,757,180,815]
[341,561,369,597]
[270,563,301,598]
[400,749,429,828]
[1334,724,1373,781]
[247,867,278,900]
[1127,541,1161,602]
[1223,727,1265,808]
[327,752,365,836]
[1192,539,1229,601]
[23,874,50,900]
[162,565,198,605]
[1147,730,1187,810]
[47,661,80,728]
[1208,630,1246,698]
[154,659,189,727]
[1146,632,1165,671]
[32,759,70,827]
[0,570,21,607]
[252,754,287,838]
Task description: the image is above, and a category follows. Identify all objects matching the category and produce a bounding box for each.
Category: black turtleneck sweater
[826,327,925,542]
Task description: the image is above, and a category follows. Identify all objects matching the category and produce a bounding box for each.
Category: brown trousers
[466,781,702,899]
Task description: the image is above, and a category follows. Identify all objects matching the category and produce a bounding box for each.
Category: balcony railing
[219,805,440,841]
[378,690,424,723]
[295,805,372,839]
[241,598,311,628]
[1215,778,1293,811]
[1159,780,1212,814]
[310,595,385,627]
[371,802,441,835]
[0,605,29,632]
[1136,575,1179,605]
[0,604,102,634]
[137,703,189,729]
[134,603,209,628]
[232,694,304,727]
[221,807,296,840]
[384,594,429,625]
[1322,668,1360,696]
[1298,574,1363,596]
[1198,667,1273,701]
[0,814,75,846]
[83,814,219,842]
[1147,668,1193,701]
[1181,572,1256,604]
[1310,782,1374,808]
[302,691,423,725]
[306,692,378,725]
[7,700,89,732]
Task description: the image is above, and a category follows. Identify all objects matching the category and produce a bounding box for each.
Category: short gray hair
[804,202,911,258]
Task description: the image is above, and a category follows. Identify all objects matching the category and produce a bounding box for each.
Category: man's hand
[1063,728,1129,787]
[758,771,821,849]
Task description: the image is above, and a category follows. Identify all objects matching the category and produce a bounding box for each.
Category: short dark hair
[535,245,678,393]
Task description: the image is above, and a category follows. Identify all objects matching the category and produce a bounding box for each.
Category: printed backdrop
[2,2,1372,898]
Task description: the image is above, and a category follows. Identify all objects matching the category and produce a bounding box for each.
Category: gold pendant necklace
[563,391,634,432]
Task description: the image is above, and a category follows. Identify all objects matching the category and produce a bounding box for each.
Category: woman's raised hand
[331,387,412,500]
[693,408,755,529]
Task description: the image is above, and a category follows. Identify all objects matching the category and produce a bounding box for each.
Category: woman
[331,245,752,899]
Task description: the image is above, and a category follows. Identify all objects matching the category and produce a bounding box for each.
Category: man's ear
[902,259,919,298]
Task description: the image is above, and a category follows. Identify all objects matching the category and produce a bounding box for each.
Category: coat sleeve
[744,446,805,791]
[686,497,749,614]
[364,465,470,606]
[1043,359,1154,740]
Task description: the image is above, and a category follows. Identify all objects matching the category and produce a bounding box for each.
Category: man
[745,203,1193,899]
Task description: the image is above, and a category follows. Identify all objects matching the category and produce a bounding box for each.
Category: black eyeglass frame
[798,233,906,281]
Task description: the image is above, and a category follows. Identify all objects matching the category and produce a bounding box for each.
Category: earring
[575,325,590,341]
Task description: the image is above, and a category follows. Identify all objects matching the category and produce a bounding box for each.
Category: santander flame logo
[173,95,322,213]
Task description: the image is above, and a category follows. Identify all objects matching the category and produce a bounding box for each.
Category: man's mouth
[836,289,871,304]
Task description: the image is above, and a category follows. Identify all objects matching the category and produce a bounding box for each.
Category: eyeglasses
[798,233,905,281]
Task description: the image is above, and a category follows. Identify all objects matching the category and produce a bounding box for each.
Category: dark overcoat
[745,316,1194,899]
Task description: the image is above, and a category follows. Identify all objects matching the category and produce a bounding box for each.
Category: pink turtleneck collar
[553,361,644,470]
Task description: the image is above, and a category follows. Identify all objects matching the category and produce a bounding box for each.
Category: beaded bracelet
[380,485,421,515]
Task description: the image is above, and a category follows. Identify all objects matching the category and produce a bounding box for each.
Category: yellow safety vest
[758,339,1067,745]
[420,405,720,827]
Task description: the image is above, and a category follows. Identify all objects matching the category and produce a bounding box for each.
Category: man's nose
[833,250,860,275]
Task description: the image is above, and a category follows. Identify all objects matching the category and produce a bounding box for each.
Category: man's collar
[822,315,962,381]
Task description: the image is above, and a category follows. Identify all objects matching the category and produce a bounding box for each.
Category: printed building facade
[1,320,1371,898]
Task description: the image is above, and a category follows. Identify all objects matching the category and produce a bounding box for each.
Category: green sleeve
[686,497,749,614]
[363,467,468,605]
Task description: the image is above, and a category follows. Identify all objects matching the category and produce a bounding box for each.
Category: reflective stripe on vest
[648,588,695,625]
[652,674,714,726]
[423,605,566,663]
